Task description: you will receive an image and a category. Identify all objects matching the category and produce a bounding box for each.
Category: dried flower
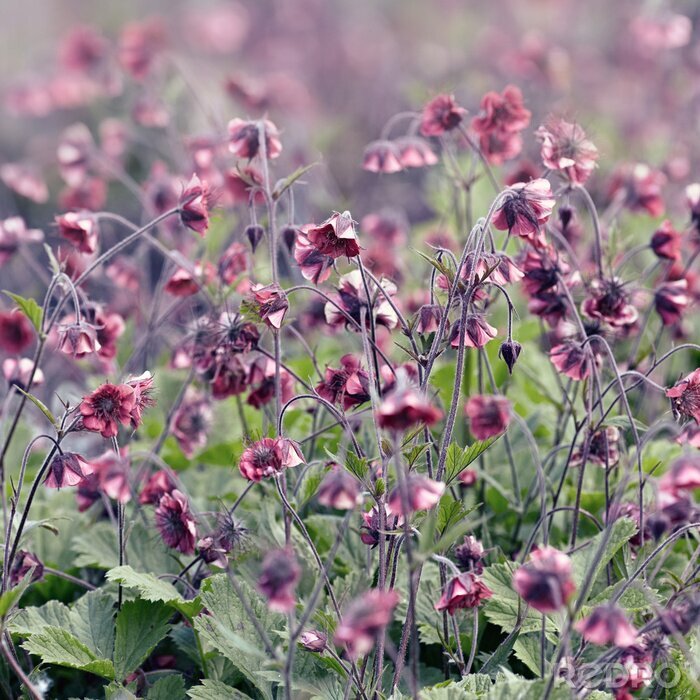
[454,536,486,573]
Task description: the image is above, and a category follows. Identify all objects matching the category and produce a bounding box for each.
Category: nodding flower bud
[281,225,297,253]
[498,339,522,374]
[245,224,265,252]
[299,630,327,652]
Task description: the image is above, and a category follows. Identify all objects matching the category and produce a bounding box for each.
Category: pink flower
[246,356,295,409]
[155,489,197,554]
[57,320,101,358]
[650,220,681,261]
[334,589,399,658]
[45,453,93,489]
[59,177,107,212]
[139,470,176,505]
[654,279,689,326]
[56,212,98,254]
[57,123,93,186]
[415,304,446,335]
[420,94,467,137]
[0,164,49,204]
[582,278,638,328]
[293,230,334,285]
[660,455,700,494]
[257,547,301,612]
[550,343,590,381]
[324,271,398,331]
[171,390,212,458]
[360,504,403,547]
[387,474,445,515]
[575,605,639,647]
[299,630,327,652]
[666,369,700,424]
[224,166,264,206]
[238,437,304,482]
[454,536,486,573]
[449,314,498,349]
[0,311,34,354]
[609,164,666,217]
[118,18,166,80]
[9,550,44,588]
[89,450,132,503]
[435,572,493,614]
[218,241,249,284]
[377,385,443,431]
[572,427,620,468]
[395,137,438,169]
[492,179,555,248]
[465,395,511,440]
[317,466,362,510]
[228,118,282,160]
[513,546,575,613]
[305,211,360,260]
[164,261,215,297]
[248,283,289,329]
[125,371,155,429]
[535,117,598,184]
[179,175,210,236]
[362,140,403,173]
[0,217,43,267]
[79,383,136,438]
[316,355,370,410]
[2,358,43,390]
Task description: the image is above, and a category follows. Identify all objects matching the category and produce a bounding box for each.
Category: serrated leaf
[3,291,42,331]
[512,634,542,677]
[187,680,249,699]
[106,566,201,619]
[114,599,172,681]
[147,675,187,700]
[22,626,115,679]
[444,439,497,485]
[344,452,369,482]
[70,591,115,659]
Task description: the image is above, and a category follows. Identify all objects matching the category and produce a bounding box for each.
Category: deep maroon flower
[550,343,590,381]
[465,395,511,440]
[535,117,598,184]
[316,354,370,410]
[582,278,638,328]
[171,389,212,458]
[435,572,493,615]
[165,261,215,297]
[395,136,438,169]
[179,174,210,236]
[246,356,295,409]
[317,465,362,510]
[228,118,282,159]
[210,355,249,399]
[299,630,327,652]
[57,320,101,358]
[139,469,176,505]
[360,504,403,547]
[659,595,700,636]
[377,384,443,431]
[666,369,700,424]
[224,166,265,206]
[492,179,555,248]
[86,306,126,367]
[650,220,681,261]
[0,311,34,354]
[513,545,576,613]
[362,140,403,174]
[325,271,398,330]
[79,382,136,438]
[239,437,304,482]
[572,426,620,468]
[420,94,467,137]
[56,212,98,254]
[2,358,43,390]
[519,248,569,296]
[654,279,689,326]
[499,340,522,374]
[155,489,197,554]
[334,589,399,658]
[218,241,249,284]
[659,455,700,494]
[305,211,360,260]
[449,314,498,349]
[575,605,639,647]
[454,535,486,573]
[9,550,44,588]
[0,217,43,267]
[257,547,301,612]
[609,163,666,217]
[45,452,93,489]
[528,292,568,327]
[294,231,334,285]
[387,474,444,515]
[248,283,288,329]
[415,304,446,335]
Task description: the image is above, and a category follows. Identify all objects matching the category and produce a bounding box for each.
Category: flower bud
[245,224,265,252]
[498,339,522,374]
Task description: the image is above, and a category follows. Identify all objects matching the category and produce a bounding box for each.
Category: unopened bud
[245,224,265,252]
[499,340,522,374]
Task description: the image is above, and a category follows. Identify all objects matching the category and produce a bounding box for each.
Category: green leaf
[344,452,369,482]
[147,675,187,700]
[22,626,115,679]
[12,386,57,428]
[187,680,250,699]
[512,634,542,677]
[106,566,201,619]
[272,162,319,200]
[445,439,497,485]
[0,569,36,619]
[3,291,42,331]
[114,599,172,681]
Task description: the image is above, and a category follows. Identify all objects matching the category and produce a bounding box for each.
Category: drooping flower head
[179,174,210,236]
[654,279,689,327]
[171,390,212,458]
[155,489,197,554]
[315,354,371,410]
[550,343,590,381]
[449,314,498,349]
[257,547,301,612]
[299,630,327,652]
[362,140,402,174]
[125,371,156,429]
[317,465,363,510]
[454,535,486,573]
[56,212,98,254]
[45,452,93,489]
[294,230,335,285]
[435,572,493,614]
[376,380,443,432]
[387,474,445,515]
[513,545,576,613]
[246,355,295,410]
[238,437,304,482]
[0,311,35,354]
[334,589,399,658]
[420,94,467,137]
[88,449,132,503]
[139,469,176,506]
[575,605,639,647]
[535,117,598,184]
[360,504,403,547]
[492,179,555,248]
[582,278,638,328]
[0,217,43,266]
[304,211,360,260]
[650,220,681,261]
[2,358,43,391]
[57,319,101,358]
[659,455,700,495]
[9,550,44,588]
[228,118,282,159]
[247,283,288,329]
[395,136,438,169]
[666,369,700,424]
[465,395,511,440]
